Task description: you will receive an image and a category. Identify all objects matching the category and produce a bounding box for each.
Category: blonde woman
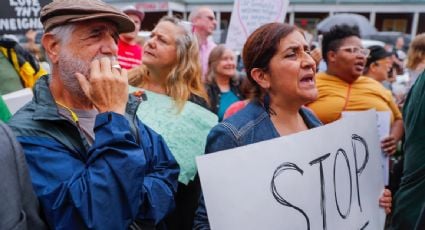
[128,16,217,230]
[406,33,425,89]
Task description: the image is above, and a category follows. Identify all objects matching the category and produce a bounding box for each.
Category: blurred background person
[0,36,47,95]
[204,44,244,121]
[391,70,425,230]
[23,29,42,61]
[23,29,51,74]
[406,33,425,90]
[128,16,216,230]
[392,36,407,76]
[364,45,393,84]
[118,6,145,70]
[189,6,217,81]
[194,22,392,229]
[223,74,255,119]
[307,24,403,157]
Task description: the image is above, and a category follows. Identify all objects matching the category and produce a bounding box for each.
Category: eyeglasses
[339,46,370,56]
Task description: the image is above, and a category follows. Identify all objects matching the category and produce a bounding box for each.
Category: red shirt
[117,39,142,70]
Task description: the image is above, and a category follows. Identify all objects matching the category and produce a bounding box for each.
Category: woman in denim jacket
[193,22,392,230]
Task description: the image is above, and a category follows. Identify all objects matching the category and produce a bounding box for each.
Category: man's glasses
[339,46,370,56]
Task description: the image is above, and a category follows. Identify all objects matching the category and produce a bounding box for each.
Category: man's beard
[57,51,116,102]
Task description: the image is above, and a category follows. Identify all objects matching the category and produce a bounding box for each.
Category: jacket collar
[32,75,62,121]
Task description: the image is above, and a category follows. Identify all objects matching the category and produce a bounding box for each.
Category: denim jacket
[193,100,322,230]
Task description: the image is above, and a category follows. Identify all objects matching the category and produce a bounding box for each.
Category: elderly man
[189,6,217,81]
[118,6,145,70]
[8,0,179,229]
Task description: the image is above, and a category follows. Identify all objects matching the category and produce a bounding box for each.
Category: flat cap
[40,0,135,33]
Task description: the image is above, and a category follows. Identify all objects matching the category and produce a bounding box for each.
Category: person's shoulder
[189,94,209,109]
[300,107,323,128]
[221,101,268,132]
[358,76,388,91]
[208,40,217,47]
[315,72,336,84]
[206,104,265,153]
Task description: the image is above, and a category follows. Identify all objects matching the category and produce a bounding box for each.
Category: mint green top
[130,87,218,184]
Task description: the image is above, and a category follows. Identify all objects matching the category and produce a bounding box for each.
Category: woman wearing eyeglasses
[307,24,403,157]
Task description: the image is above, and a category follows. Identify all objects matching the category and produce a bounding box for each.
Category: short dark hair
[242,22,296,100]
[322,24,361,63]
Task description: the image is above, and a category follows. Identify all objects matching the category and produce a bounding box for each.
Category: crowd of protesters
[0,0,424,229]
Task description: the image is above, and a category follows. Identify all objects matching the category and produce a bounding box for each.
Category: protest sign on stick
[197,110,386,230]
[225,0,289,52]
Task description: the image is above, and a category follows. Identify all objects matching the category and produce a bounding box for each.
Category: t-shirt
[199,39,217,82]
[57,106,98,145]
[223,100,248,120]
[218,90,239,121]
[117,39,142,70]
[307,72,402,124]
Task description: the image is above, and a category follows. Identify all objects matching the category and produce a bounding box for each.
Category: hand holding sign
[197,110,386,230]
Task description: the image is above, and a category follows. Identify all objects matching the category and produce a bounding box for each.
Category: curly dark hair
[321,24,361,63]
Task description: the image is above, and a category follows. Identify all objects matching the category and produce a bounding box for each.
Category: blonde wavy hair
[128,16,208,111]
[406,33,425,70]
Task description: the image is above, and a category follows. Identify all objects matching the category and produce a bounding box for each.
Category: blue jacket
[193,101,322,230]
[8,76,179,230]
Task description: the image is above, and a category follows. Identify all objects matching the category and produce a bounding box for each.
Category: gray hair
[49,24,76,44]
[43,24,75,65]
[188,6,212,22]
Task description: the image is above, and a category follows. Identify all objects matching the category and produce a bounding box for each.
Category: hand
[76,57,128,114]
[310,47,322,66]
[381,135,397,155]
[379,189,392,214]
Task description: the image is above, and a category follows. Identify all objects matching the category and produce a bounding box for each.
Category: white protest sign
[197,110,385,230]
[342,111,391,185]
[225,0,289,52]
[0,0,51,33]
[2,88,33,114]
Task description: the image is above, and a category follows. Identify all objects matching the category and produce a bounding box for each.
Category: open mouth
[354,61,365,71]
[144,50,155,57]
[300,74,315,87]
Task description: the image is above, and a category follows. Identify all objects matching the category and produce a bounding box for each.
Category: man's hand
[379,189,392,214]
[76,57,128,114]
